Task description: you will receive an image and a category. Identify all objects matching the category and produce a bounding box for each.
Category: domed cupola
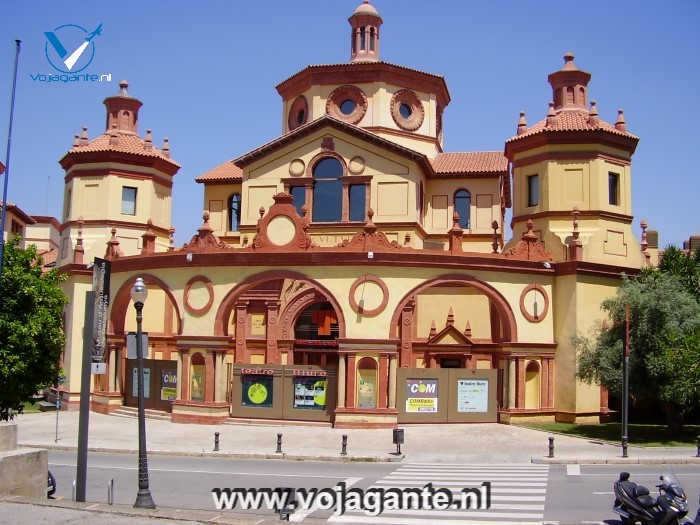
[349,0,382,63]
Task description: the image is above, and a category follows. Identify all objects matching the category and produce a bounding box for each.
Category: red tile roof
[0,201,36,225]
[195,161,243,184]
[507,110,638,143]
[65,132,180,166]
[430,152,508,176]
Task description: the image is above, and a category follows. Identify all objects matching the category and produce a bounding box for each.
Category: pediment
[427,325,473,346]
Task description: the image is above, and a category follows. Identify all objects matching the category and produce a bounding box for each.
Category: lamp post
[131,277,155,509]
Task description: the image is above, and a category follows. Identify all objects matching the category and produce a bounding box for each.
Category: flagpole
[0,40,22,282]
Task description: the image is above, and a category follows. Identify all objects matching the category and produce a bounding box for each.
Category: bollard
[107,478,114,505]
[696,435,699,458]
[548,436,554,458]
[341,434,348,456]
[622,437,628,458]
[276,433,283,454]
[214,431,220,452]
[72,479,76,502]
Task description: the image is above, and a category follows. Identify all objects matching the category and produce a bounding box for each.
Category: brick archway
[109,273,183,335]
[389,273,518,342]
[214,270,346,338]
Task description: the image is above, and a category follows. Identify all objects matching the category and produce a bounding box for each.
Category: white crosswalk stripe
[327,463,549,524]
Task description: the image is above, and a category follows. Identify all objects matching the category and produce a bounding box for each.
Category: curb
[0,496,322,524]
[532,456,700,465]
[19,442,404,463]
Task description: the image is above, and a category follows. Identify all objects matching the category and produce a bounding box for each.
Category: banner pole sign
[91,257,110,371]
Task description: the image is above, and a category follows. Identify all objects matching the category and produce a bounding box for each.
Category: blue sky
[0,0,698,247]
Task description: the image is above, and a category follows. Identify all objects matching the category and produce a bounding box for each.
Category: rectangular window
[121,186,137,215]
[608,172,619,205]
[290,186,306,218]
[63,188,71,220]
[10,220,22,235]
[349,184,366,222]
[527,174,539,207]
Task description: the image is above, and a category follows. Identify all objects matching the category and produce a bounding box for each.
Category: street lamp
[130,277,155,509]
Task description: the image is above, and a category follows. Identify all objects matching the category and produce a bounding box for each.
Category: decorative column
[341,183,350,222]
[181,351,191,400]
[400,299,415,367]
[108,344,117,392]
[378,354,389,409]
[214,352,223,402]
[175,351,182,399]
[507,358,516,409]
[337,354,346,409]
[235,301,248,364]
[547,358,555,408]
[515,357,526,409]
[388,355,397,409]
[204,352,215,403]
[540,358,549,409]
[265,300,280,364]
[346,354,356,408]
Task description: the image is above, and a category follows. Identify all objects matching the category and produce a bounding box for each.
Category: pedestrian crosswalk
[327,463,549,524]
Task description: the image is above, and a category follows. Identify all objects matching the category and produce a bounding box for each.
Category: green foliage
[658,245,700,300]
[576,260,700,434]
[0,238,67,421]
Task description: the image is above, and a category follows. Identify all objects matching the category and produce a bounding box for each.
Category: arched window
[228,193,241,231]
[525,361,540,409]
[454,189,471,229]
[312,157,343,222]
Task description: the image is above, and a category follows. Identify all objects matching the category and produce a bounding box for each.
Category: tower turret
[349,0,382,63]
[548,52,591,112]
[103,80,142,134]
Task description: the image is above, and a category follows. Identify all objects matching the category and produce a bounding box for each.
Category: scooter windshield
[660,474,686,498]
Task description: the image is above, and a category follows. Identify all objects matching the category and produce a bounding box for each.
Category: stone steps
[111,406,170,421]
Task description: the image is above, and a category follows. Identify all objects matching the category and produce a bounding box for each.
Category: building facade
[52,1,650,427]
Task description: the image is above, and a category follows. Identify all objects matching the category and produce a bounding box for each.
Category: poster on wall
[293,377,327,410]
[457,379,488,413]
[131,367,150,399]
[160,369,177,401]
[190,365,205,401]
[242,374,273,407]
[405,378,438,413]
[357,369,377,409]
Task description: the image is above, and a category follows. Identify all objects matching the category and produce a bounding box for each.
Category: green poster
[242,374,273,407]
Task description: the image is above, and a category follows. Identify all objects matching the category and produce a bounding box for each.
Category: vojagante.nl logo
[31,23,112,84]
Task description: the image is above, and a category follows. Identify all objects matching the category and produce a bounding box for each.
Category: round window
[340,99,356,115]
[390,89,424,131]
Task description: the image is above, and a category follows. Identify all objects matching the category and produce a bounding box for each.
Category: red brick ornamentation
[183,275,214,316]
[504,219,553,262]
[335,209,402,251]
[250,192,313,251]
[181,211,232,253]
[390,89,424,131]
[326,85,367,124]
[104,227,123,260]
[348,274,389,316]
[519,283,549,323]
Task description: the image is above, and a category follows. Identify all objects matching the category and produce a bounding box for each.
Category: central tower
[349,0,382,63]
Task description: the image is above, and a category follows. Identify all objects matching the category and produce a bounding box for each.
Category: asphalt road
[48,450,700,523]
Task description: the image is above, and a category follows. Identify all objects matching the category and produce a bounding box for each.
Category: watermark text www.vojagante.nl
[212,481,491,516]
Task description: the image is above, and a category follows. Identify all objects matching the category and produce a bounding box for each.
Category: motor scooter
[613,471,689,524]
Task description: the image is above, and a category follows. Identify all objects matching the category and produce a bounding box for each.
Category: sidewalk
[0,496,322,524]
[15,411,699,464]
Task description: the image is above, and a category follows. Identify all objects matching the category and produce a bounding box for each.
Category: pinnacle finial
[72,134,80,147]
[588,100,599,126]
[546,102,557,127]
[144,129,152,150]
[640,219,648,251]
[615,109,627,132]
[119,80,129,96]
[162,137,170,157]
[517,111,527,135]
[80,126,88,145]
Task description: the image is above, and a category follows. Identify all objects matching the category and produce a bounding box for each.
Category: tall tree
[0,238,67,421]
[576,268,700,436]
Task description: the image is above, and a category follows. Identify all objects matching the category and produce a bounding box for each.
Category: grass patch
[21,401,42,414]
[515,422,700,447]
